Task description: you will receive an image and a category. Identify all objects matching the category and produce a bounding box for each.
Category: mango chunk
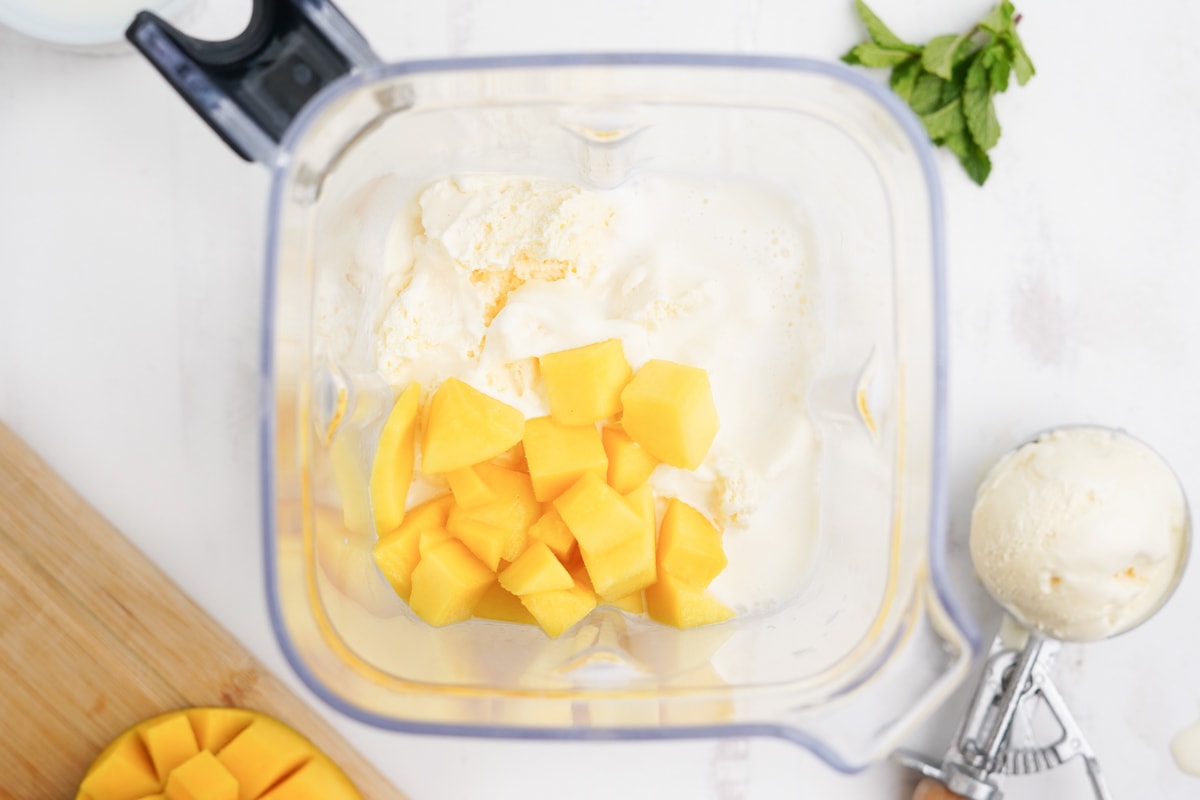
[491,442,527,471]
[446,465,539,568]
[499,542,574,595]
[409,539,496,626]
[601,426,660,493]
[520,572,598,638]
[79,730,160,800]
[527,508,577,561]
[140,713,199,782]
[422,378,524,473]
[418,527,455,556]
[473,582,537,624]
[389,494,454,539]
[257,757,359,800]
[369,382,421,536]
[620,359,718,469]
[445,465,496,509]
[582,485,658,601]
[216,718,311,800]
[645,572,734,629]
[185,709,253,754]
[372,526,422,601]
[658,498,726,589]
[553,472,643,557]
[538,339,633,425]
[607,591,645,614]
[522,416,609,502]
[164,751,237,800]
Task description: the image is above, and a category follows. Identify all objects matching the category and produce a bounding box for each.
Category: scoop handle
[125,0,380,163]
[913,778,967,800]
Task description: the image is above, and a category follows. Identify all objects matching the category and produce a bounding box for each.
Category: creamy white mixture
[970,427,1188,641]
[366,173,820,613]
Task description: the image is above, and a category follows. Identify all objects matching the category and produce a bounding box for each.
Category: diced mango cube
[582,484,658,601]
[257,757,360,800]
[620,359,718,470]
[522,416,609,502]
[520,572,598,638]
[421,378,524,473]
[553,472,643,557]
[491,441,527,471]
[409,539,495,626]
[527,508,577,561]
[499,542,574,595]
[447,465,539,569]
[78,730,160,800]
[165,751,238,800]
[602,426,660,493]
[139,711,199,782]
[658,498,726,589]
[473,582,537,624]
[372,526,422,601]
[391,494,455,538]
[418,527,454,556]
[216,718,312,800]
[607,591,645,614]
[446,465,496,509]
[538,339,633,425]
[369,382,421,536]
[645,572,734,629]
[185,708,253,754]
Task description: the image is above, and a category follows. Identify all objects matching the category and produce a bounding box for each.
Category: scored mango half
[77,708,361,800]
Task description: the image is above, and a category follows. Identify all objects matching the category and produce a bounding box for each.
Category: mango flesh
[165,751,237,800]
[657,498,727,589]
[582,485,658,601]
[445,465,496,509]
[499,541,575,595]
[527,508,576,561]
[409,539,496,626]
[371,526,422,601]
[538,339,633,425]
[368,382,421,536]
[620,359,719,470]
[553,472,643,557]
[601,426,660,494]
[522,416,608,502]
[77,708,361,800]
[421,378,525,473]
[473,582,537,624]
[645,571,734,629]
[519,571,599,638]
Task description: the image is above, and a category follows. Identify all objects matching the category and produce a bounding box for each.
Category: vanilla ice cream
[367,173,822,613]
[970,427,1189,641]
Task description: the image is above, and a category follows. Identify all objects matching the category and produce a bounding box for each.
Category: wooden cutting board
[0,423,406,799]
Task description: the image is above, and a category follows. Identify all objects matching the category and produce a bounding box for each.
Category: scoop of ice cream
[969,426,1188,641]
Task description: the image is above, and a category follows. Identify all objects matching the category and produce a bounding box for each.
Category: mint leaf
[842,1,1032,186]
[853,0,921,52]
[922,33,969,80]
[921,99,965,142]
[963,59,1001,149]
[981,42,1012,91]
[945,131,992,185]
[889,58,923,102]
[909,72,946,115]
[842,42,919,68]
[979,1,1016,35]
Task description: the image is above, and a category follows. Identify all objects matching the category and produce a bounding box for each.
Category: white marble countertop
[3,0,1199,797]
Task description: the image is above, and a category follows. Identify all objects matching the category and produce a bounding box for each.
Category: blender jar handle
[126,0,381,163]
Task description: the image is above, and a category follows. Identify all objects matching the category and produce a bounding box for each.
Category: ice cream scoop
[970,426,1189,641]
[897,425,1191,800]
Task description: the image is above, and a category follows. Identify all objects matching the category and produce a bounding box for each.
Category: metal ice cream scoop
[896,426,1192,800]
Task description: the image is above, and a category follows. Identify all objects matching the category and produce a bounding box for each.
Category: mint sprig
[842,0,1034,185]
